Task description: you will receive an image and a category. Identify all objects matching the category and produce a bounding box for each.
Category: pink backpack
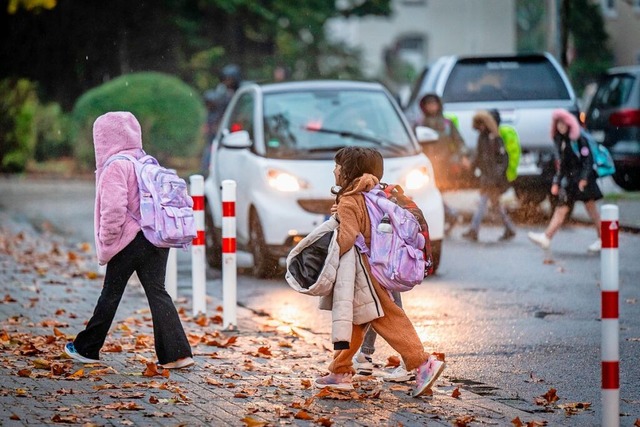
[355,187,426,292]
[105,154,196,249]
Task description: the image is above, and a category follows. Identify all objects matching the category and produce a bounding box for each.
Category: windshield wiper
[303,126,405,154]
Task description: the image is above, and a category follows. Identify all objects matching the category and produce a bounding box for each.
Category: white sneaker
[588,239,602,252]
[64,342,101,364]
[528,232,550,249]
[352,352,373,376]
[383,364,415,383]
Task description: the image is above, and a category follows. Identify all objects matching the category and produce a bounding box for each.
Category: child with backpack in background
[315,146,444,397]
[417,93,470,234]
[528,109,603,252]
[462,111,517,242]
[64,112,194,369]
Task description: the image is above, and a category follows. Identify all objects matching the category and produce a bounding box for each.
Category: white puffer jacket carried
[286,217,384,348]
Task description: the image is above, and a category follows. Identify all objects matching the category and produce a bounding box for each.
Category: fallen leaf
[451,387,461,398]
[294,410,314,420]
[17,369,32,377]
[535,388,558,406]
[317,417,334,426]
[240,416,268,427]
[454,415,475,426]
[385,355,401,368]
[257,346,272,357]
[142,362,170,378]
[67,369,84,379]
[51,414,78,423]
[300,379,311,389]
[512,417,524,427]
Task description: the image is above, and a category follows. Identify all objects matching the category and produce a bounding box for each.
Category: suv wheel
[204,203,222,269]
[249,209,280,279]
[613,169,640,191]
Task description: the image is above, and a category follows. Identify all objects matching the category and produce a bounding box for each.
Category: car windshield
[442,57,571,102]
[590,74,635,109]
[262,88,416,159]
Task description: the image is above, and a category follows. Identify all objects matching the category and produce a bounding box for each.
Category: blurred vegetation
[0,79,38,172]
[72,72,206,170]
[0,0,391,173]
[517,0,613,95]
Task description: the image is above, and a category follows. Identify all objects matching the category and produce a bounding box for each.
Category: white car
[203,80,444,278]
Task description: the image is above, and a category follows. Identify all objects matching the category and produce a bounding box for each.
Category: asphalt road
[1,176,639,424]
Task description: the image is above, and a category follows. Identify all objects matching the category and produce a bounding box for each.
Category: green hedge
[72,72,206,169]
[0,79,38,173]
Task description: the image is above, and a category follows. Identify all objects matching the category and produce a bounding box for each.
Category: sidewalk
[444,176,640,232]
[0,212,559,426]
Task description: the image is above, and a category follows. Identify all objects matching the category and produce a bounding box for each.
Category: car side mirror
[415,126,439,143]
[221,130,252,149]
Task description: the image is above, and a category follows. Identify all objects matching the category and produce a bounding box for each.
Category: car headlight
[403,167,430,190]
[267,169,307,192]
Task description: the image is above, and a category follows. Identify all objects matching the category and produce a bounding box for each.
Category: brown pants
[328,277,429,374]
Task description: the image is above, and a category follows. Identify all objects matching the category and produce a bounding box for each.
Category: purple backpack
[105,154,196,249]
[355,187,426,292]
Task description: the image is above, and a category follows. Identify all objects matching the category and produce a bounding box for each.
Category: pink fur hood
[551,109,581,140]
[93,112,145,265]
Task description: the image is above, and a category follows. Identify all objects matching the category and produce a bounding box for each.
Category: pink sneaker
[412,355,445,397]
[313,372,354,391]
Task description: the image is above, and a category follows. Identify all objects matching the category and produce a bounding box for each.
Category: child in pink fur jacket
[528,109,603,252]
[64,111,193,369]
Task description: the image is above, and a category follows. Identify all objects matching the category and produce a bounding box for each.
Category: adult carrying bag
[355,185,429,292]
[105,153,197,249]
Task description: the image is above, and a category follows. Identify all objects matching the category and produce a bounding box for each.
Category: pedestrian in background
[200,64,243,175]
[64,112,194,369]
[417,93,469,235]
[528,109,602,252]
[462,111,516,242]
[315,146,445,397]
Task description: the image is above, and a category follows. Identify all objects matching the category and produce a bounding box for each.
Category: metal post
[221,180,237,329]
[190,175,206,317]
[601,204,619,427]
[165,248,177,301]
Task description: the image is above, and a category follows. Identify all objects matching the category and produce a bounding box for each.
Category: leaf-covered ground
[0,213,604,426]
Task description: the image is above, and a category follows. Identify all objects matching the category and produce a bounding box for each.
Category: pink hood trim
[551,109,581,140]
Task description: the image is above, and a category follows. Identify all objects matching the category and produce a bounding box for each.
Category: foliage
[516,0,547,53]
[72,72,206,170]
[0,78,38,172]
[566,0,613,92]
[1,0,392,110]
[33,102,73,162]
[6,0,56,14]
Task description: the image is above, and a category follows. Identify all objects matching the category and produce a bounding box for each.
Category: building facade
[599,0,640,65]
[326,0,516,82]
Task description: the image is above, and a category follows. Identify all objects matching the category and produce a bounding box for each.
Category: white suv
[203,80,444,278]
[404,53,580,207]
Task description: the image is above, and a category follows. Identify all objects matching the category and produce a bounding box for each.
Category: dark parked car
[584,66,640,191]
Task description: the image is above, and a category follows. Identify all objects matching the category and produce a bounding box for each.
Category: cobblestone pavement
[0,212,559,427]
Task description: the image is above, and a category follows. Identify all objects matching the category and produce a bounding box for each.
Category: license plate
[591,130,605,143]
[517,152,542,175]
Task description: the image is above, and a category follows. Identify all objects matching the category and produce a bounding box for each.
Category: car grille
[297,199,334,215]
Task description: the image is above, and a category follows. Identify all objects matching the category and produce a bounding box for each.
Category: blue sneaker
[64,342,100,364]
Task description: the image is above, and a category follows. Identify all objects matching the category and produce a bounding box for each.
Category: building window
[602,0,618,18]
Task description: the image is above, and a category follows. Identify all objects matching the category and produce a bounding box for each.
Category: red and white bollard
[221,180,237,329]
[601,204,619,427]
[190,175,207,316]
